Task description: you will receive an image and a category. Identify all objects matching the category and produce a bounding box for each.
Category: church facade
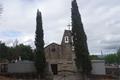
[45,30,76,75]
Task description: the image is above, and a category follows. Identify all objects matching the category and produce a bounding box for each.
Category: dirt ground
[0,76,16,80]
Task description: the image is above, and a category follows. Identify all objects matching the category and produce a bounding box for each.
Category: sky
[0,0,120,55]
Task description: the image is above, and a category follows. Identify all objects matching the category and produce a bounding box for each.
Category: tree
[7,47,16,61]
[14,44,34,61]
[0,41,9,59]
[35,9,46,79]
[90,55,100,60]
[71,0,92,79]
[0,41,34,61]
[104,53,117,64]
[104,49,120,64]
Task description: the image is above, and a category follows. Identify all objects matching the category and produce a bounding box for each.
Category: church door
[51,64,58,75]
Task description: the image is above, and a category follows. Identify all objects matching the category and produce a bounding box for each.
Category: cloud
[0,0,120,54]
[0,31,22,37]
[77,0,120,54]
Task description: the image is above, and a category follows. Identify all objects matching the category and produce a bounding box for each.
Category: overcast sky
[0,0,120,55]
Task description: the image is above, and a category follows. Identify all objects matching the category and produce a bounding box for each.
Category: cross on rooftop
[67,24,72,30]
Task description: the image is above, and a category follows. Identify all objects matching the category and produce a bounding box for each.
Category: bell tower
[59,27,76,74]
[61,29,73,60]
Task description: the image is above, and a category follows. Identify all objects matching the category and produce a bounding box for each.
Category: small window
[51,45,55,52]
[71,36,73,43]
[51,48,55,52]
[64,36,69,43]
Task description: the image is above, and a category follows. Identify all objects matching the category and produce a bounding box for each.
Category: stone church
[45,29,76,75]
[44,30,106,80]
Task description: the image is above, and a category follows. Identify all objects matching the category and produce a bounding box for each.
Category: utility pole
[0,4,3,16]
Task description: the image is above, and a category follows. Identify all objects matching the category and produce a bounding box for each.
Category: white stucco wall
[7,60,106,75]
[8,61,36,73]
[91,60,105,75]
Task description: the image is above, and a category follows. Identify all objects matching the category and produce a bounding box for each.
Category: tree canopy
[0,41,9,59]
[0,41,34,61]
[105,49,120,64]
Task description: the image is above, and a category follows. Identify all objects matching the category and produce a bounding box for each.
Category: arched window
[64,36,69,43]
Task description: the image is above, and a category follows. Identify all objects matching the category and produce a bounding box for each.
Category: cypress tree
[35,9,46,79]
[71,0,92,77]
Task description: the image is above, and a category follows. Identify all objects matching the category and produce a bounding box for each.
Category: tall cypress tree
[35,9,46,79]
[71,0,92,76]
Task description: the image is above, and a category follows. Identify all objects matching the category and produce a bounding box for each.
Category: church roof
[45,42,61,49]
